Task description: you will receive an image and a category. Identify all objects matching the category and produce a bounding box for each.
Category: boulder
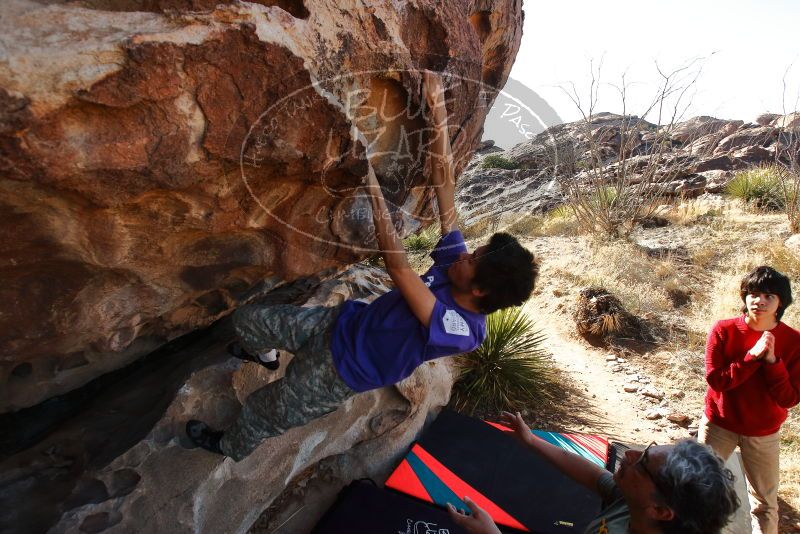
[663,174,706,196]
[773,112,800,129]
[731,144,774,165]
[669,116,738,144]
[0,0,523,411]
[714,126,778,154]
[0,265,460,533]
[756,113,781,126]
[700,169,734,193]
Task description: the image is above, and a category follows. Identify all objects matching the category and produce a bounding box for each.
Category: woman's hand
[447,496,502,534]
[500,411,537,448]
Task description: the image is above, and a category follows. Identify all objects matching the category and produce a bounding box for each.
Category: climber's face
[448,246,486,292]
[615,443,675,519]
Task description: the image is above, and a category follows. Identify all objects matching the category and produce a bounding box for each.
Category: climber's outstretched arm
[365,165,436,327]
[500,411,605,493]
[424,71,458,235]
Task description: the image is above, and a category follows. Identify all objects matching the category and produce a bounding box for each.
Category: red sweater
[705,316,800,436]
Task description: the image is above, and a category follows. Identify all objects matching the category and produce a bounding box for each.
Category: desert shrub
[461,215,500,241]
[547,205,573,220]
[480,154,519,170]
[403,224,439,255]
[452,307,555,416]
[726,165,785,211]
[573,286,640,339]
[505,213,543,237]
[498,208,580,238]
[663,198,724,226]
[539,205,581,236]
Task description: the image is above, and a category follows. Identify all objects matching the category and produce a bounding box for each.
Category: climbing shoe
[186,420,224,455]
[227,341,280,371]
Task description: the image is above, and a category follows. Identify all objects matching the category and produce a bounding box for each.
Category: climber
[447,411,740,534]
[185,72,539,461]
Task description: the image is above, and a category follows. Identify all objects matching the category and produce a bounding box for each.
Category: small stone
[623,384,639,393]
[626,369,638,375]
[670,390,685,400]
[667,413,692,426]
[645,409,663,420]
[617,357,627,363]
[611,365,624,373]
[640,386,664,400]
[605,354,617,362]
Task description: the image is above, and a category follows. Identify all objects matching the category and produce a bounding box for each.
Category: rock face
[0,265,459,534]
[457,111,799,223]
[0,0,523,412]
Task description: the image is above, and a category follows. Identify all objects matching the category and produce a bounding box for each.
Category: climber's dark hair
[473,232,538,314]
[739,265,793,320]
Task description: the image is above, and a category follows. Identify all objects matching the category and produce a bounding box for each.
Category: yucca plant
[452,307,555,416]
[726,166,785,211]
[403,224,440,255]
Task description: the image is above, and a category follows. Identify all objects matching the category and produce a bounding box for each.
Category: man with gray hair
[448,412,740,534]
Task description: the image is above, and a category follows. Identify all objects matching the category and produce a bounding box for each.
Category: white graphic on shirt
[424,275,435,288]
[442,309,470,336]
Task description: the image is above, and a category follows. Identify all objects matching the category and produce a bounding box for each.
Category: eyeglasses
[633,441,672,499]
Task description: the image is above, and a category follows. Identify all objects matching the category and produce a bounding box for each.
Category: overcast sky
[509,0,800,125]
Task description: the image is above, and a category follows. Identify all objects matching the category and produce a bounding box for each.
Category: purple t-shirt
[331,230,487,392]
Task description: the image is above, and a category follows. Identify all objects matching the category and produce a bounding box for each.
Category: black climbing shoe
[186,420,224,455]
[227,342,280,371]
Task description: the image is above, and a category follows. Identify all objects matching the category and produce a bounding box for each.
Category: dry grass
[551,238,675,318]
[465,207,582,241]
[661,197,725,226]
[782,411,800,520]
[462,214,500,241]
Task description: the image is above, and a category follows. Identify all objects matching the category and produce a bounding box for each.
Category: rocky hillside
[458,111,800,222]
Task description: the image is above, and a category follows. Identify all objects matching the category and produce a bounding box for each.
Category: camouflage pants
[219,303,355,461]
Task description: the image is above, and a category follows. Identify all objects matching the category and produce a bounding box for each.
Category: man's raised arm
[423,72,458,235]
[364,164,437,327]
[500,411,606,493]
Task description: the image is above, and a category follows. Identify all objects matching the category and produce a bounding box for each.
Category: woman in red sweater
[699,265,799,534]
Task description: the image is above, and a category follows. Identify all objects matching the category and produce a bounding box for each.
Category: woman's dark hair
[473,232,538,314]
[739,266,793,320]
[657,440,740,534]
